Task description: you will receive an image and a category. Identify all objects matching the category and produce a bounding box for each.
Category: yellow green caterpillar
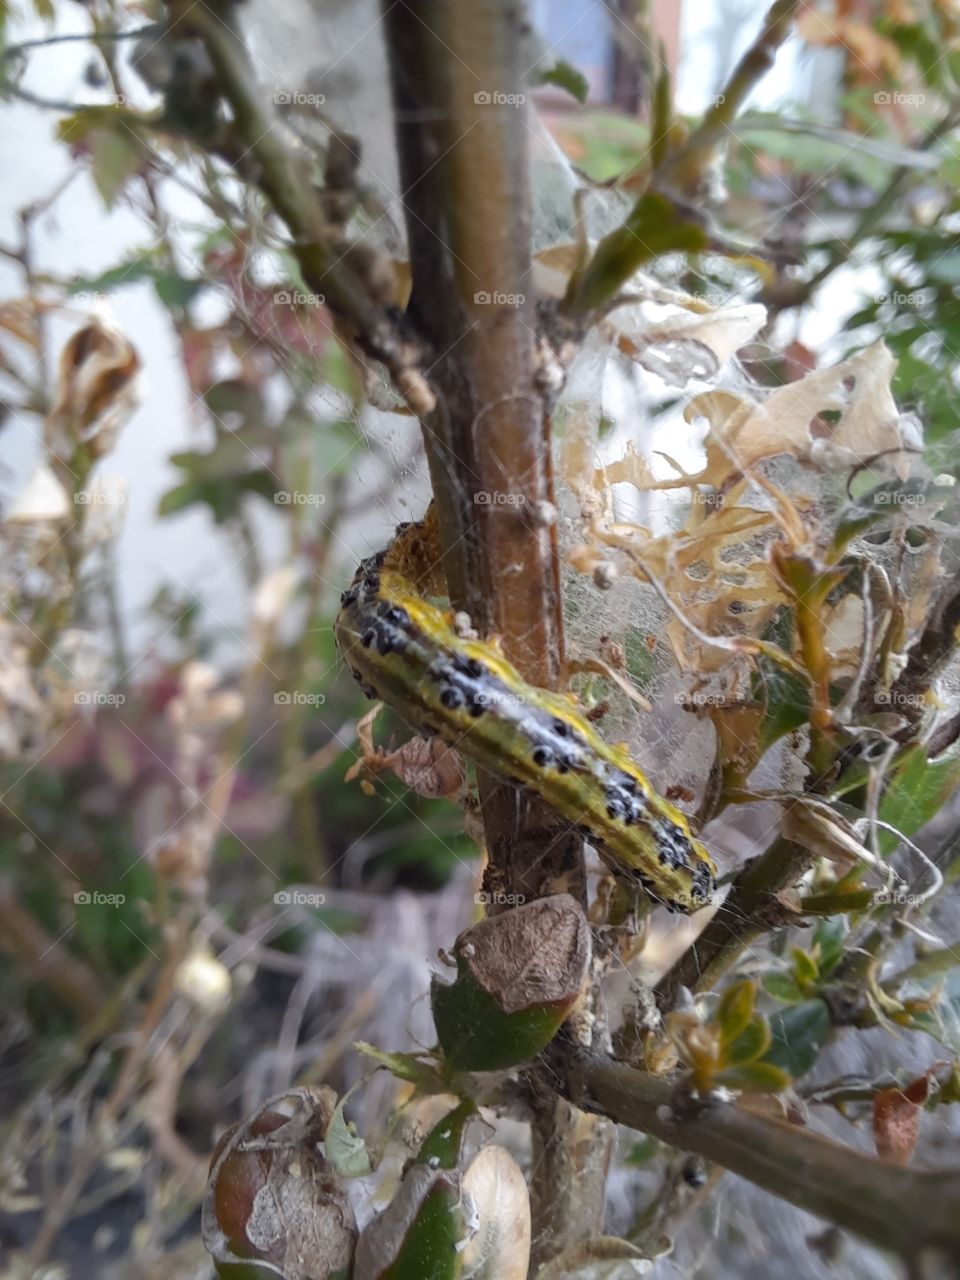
[335,523,717,913]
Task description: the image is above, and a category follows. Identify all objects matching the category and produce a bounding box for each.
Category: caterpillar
[335,523,717,913]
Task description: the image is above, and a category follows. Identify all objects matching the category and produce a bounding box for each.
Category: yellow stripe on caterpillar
[336,544,717,914]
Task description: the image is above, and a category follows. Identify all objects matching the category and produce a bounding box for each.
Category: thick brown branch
[383,2,608,1264]
[560,1050,960,1262]
[383,0,580,906]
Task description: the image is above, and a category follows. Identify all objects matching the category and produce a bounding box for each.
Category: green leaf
[538,58,589,104]
[877,747,960,855]
[68,255,159,295]
[157,481,203,518]
[564,192,709,314]
[763,999,831,1079]
[416,1100,478,1170]
[354,1042,444,1092]
[623,1137,659,1165]
[431,966,568,1073]
[326,1096,372,1178]
[381,1178,464,1280]
[715,1061,791,1093]
[762,973,806,1004]
[755,660,810,757]
[792,947,820,990]
[716,978,756,1046]
[722,1015,772,1067]
[153,272,205,310]
[90,127,142,210]
[813,916,848,977]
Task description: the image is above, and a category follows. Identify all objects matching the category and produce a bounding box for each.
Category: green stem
[655,836,815,1009]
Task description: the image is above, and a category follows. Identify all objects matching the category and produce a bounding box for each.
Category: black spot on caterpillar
[335,552,717,913]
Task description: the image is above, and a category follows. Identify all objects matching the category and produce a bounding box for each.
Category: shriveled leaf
[873,1086,923,1166]
[534,1235,656,1278]
[381,737,465,799]
[461,1146,530,1280]
[326,1097,372,1178]
[432,896,590,1072]
[47,318,140,459]
[202,1089,355,1280]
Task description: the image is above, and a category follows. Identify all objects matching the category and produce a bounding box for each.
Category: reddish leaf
[873,1086,923,1165]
